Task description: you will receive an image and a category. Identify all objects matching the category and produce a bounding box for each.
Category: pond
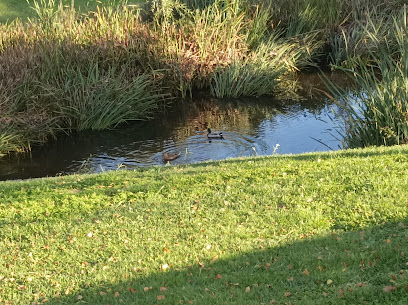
[0,72,350,181]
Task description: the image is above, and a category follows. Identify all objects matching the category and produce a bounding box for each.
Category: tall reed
[329,8,398,67]
[1,0,170,155]
[324,8,408,148]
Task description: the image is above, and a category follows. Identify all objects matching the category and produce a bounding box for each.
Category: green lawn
[0,0,141,23]
[0,146,407,304]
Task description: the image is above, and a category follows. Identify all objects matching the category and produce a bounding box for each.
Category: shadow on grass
[43,219,408,305]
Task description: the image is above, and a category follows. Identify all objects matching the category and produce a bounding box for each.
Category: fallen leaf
[356,283,366,287]
[127,286,136,293]
[160,286,167,292]
[383,286,397,293]
[303,269,309,276]
[114,292,120,297]
[216,274,222,279]
[327,279,333,285]
[285,291,291,297]
[322,292,327,296]
[245,286,251,293]
[157,295,165,300]
[144,287,152,292]
[210,255,218,263]
[99,291,107,296]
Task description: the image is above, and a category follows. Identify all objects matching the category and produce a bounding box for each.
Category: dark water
[0,72,349,181]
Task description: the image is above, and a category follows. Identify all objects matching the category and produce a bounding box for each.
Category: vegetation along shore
[1,0,408,156]
[1,1,408,304]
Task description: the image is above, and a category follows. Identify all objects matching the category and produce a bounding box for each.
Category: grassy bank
[1,0,408,156]
[0,146,408,304]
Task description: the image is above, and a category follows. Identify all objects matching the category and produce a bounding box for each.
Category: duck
[207,128,224,139]
[162,152,181,162]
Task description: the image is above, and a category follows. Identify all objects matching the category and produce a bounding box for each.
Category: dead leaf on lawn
[383,286,397,292]
[303,269,309,276]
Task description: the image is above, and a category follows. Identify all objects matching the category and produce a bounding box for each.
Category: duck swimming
[162,152,181,162]
[207,128,224,139]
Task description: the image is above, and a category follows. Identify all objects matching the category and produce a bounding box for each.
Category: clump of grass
[210,30,321,98]
[59,67,168,130]
[329,8,398,67]
[324,8,408,148]
[0,129,25,156]
[210,37,289,98]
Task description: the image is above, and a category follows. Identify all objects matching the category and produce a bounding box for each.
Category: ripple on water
[0,88,345,180]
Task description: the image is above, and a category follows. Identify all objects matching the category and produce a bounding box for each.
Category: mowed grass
[1,146,408,304]
[0,0,140,23]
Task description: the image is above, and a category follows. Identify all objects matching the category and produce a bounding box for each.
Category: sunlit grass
[0,0,142,23]
[0,146,407,304]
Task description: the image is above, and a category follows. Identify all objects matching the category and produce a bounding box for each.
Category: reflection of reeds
[167,98,289,141]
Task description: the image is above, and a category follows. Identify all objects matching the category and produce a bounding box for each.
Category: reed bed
[324,8,408,148]
[0,0,407,156]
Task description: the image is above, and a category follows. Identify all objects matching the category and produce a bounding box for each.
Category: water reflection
[0,92,343,180]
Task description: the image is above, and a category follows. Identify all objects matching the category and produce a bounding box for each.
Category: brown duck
[162,152,181,162]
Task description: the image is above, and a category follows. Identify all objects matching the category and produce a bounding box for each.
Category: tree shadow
[43,219,408,305]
